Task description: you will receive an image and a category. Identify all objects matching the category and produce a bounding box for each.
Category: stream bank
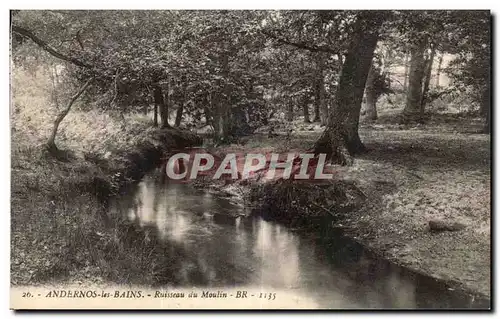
[180,156,489,307]
[11,126,490,308]
[247,179,490,307]
[11,128,201,286]
[107,172,489,309]
[199,128,491,305]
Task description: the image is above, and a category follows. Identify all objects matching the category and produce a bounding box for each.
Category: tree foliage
[11,9,491,149]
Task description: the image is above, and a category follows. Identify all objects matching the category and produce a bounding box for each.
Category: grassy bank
[11,66,201,286]
[11,127,201,286]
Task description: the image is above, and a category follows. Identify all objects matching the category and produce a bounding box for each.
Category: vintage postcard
[10,9,491,310]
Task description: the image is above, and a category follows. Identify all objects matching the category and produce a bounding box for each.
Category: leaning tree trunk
[313,11,385,165]
[47,78,93,153]
[421,44,436,110]
[404,35,428,122]
[364,63,378,121]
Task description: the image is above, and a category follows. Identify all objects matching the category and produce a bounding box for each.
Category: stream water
[108,167,489,309]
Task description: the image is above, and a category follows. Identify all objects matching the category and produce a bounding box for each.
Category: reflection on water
[109,171,488,309]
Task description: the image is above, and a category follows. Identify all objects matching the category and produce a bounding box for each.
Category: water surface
[109,169,488,309]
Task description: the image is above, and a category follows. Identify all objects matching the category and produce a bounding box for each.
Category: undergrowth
[250,180,366,228]
[11,64,198,286]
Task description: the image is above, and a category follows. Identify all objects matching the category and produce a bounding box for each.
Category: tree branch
[262,29,336,54]
[11,25,91,69]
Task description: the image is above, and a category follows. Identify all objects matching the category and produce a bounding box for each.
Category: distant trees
[395,11,441,122]
[313,52,328,125]
[11,24,95,151]
[397,10,490,126]
[443,11,491,132]
[262,10,347,127]
[404,32,428,121]
[364,56,392,121]
[11,9,491,157]
[421,42,436,107]
[12,10,271,142]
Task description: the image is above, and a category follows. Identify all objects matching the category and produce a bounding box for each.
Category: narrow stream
[109,167,489,309]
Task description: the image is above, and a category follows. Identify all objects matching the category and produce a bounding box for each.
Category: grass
[10,65,200,286]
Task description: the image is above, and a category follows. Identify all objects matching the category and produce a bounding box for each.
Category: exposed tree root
[313,125,354,166]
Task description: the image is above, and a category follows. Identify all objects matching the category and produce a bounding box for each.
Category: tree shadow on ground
[358,132,490,173]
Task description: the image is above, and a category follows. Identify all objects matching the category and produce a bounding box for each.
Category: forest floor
[220,113,491,298]
[348,120,490,298]
[10,125,201,287]
[10,87,490,299]
[12,66,489,298]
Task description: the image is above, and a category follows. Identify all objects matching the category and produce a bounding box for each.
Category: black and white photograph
[9,8,492,310]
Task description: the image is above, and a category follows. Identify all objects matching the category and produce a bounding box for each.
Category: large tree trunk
[175,104,184,127]
[383,47,393,89]
[404,35,428,122]
[203,93,212,126]
[302,93,311,123]
[153,84,169,128]
[364,63,378,121]
[153,104,158,127]
[435,53,444,88]
[403,51,409,91]
[213,101,231,142]
[221,54,232,141]
[313,12,385,165]
[175,80,187,127]
[286,96,294,122]
[214,54,232,143]
[47,78,93,152]
[421,44,436,110]
[211,93,223,140]
[314,52,328,125]
[313,97,321,122]
[481,84,490,134]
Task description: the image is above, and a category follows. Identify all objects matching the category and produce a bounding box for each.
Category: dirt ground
[225,115,491,298]
[342,126,490,298]
[11,113,490,299]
